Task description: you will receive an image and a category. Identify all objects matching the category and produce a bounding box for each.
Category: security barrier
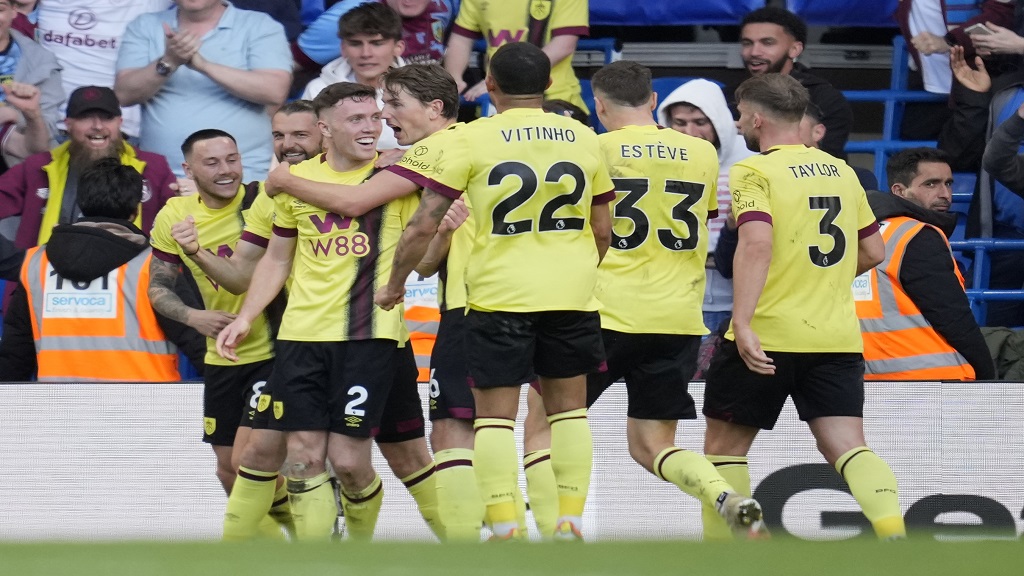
[2,381,1020,541]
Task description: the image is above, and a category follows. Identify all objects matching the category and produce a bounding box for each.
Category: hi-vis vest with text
[21,246,180,382]
[405,305,440,383]
[854,216,974,381]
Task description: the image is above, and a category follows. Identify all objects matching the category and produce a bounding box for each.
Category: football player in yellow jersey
[701,73,906,540]
[215,83,440,542]
[168,103,320,541]
[582,60,769,538]
[444,0,590,112]
[148,129,276,496]
[265,65,494,541]
[376,43,614,541]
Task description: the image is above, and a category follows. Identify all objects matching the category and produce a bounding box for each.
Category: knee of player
[283,455,327,478]
[626,437,661,472]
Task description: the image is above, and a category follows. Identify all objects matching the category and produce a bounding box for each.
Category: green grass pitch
[1,538,1020,576]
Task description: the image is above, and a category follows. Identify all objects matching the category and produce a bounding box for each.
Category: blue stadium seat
[787,0,899,27]
[178,351,202,381]
[591,0,764,26]
[842,36,946,185]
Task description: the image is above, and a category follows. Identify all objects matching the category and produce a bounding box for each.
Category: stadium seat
[787,0,899,27]
[590,0,765,26]
[842,36,946,184]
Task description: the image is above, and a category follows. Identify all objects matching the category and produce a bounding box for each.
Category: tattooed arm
[375,188,455,310]
[148,258,236,338]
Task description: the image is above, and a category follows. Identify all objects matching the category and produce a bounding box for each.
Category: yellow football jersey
[596,125,719,335]
[150,190,275,366]
[273,156,419,342]
[423,107,614,313]
[453,0,589,111]
[242,184,275,246]
[726,145,878,353]
[386,123,472,311]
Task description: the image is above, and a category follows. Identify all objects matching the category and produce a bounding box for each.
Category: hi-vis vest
[405,305,440,383]
[854,216,974,381]
[21,246,180,382]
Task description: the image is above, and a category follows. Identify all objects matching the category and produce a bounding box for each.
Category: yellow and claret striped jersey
[273,155,419,342]
[596,125,719,335]
[726,144,879,352]
[386,123,473,311]
[452,0,589,110]
[421,107,615,313]
[150,189,275,366]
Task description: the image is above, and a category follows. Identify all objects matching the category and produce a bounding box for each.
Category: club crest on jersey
[257,394,271,412]
[274,401,284,419]
[36,187,49,200]
[530,0,552,20]
[204,417,216,435]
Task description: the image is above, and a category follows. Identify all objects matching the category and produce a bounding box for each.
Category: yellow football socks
[836,447,906,540]
[402,463,444,541]
[548,408,592,527]
[223,466,277,541]
[287,471,337,541]
[701,455,751,541]
[523,449,558,538]
[474,418,519,537]
[653,447,733,508]
[434,448,485,541]
[339,474,384,541]
[268,479,296,538]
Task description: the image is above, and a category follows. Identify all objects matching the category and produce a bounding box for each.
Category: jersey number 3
[808,196,845,267]
[488,161,586,235]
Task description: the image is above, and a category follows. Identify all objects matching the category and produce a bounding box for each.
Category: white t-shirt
[908,0,953,94]
[36,0,173,137]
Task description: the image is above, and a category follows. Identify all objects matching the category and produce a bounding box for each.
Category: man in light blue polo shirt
[114,0,291,182]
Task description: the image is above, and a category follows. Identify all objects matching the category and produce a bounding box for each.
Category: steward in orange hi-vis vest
[855,191,993,381]
[19,243,179,382]
[405,304,440,383]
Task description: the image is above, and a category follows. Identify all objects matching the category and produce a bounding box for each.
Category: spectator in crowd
[657,78,755,334]
[301,2,406,150]
[9,0,34,36]
[0,86,176,274]
[295,0,458,69]
[445,0,590,113]
[35,1,172,143]
[855,147,994,381]
[542,98,589,126]
[895,0,1014,140]
[0,0,63,170]
[114,0,292,182]
[234,0,303,41]
[946,44,1024,325]
[737,6,853,159]
[0,158,181,382]
[801,103,878,191]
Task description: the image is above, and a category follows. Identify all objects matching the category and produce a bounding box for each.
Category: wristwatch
[156,59,174,77]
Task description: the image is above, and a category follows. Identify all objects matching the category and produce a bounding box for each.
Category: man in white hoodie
[657,79,755,333]
[301,2,405,150]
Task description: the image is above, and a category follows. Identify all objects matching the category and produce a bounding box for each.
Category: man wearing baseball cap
[0,85,177,285]
[0,85,177,255]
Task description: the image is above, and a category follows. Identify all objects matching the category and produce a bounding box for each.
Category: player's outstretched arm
[590,202,612,263]
[264,162,419,216]
[856,229,885,275]
[376,188,455,310]
[731,220,775,375]
[216,233,295,361]
[148,258,237,338]
[171,215,266,295]
[416,197,468,277]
